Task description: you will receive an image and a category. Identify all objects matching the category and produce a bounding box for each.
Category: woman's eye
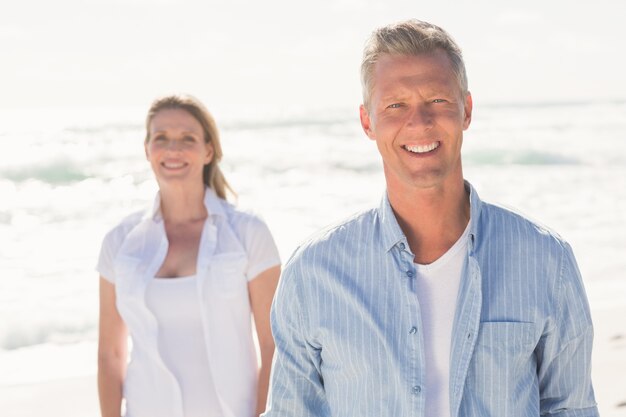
[183,136,196,142]
[153,135,166,141]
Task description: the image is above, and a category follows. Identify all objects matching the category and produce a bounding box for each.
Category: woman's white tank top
[145,275,223,417]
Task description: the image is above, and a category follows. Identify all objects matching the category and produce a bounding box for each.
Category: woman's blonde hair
[145,94,235,200]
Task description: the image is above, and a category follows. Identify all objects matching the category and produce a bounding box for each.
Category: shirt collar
[379,191,409,252]
[466,180,482,252]
[149,187,227,222]
[379,180,483,253]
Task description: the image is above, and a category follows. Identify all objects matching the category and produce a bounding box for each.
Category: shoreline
[0,375,99,417]
[1,282,624,417]
[2,318,624,417]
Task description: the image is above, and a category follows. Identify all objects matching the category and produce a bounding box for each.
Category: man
[263,20,598,417]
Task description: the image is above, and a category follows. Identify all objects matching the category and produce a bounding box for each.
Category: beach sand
[1,304,624,417]
[0,375,99,417]
[589,306,626,416]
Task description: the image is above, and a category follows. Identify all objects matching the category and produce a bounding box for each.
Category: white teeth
[404,142,440,154]
[163,162,185,168]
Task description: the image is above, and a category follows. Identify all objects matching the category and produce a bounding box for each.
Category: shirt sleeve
[241,215,281,281]
[96,228,119,284]
[97,214,138,284]
[536,242,599,416]
[262,258,331,417]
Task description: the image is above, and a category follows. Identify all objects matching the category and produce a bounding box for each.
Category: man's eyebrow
[379,93,410,102]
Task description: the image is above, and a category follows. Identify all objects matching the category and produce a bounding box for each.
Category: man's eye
[387,103,402,109]
[433,99,447,103]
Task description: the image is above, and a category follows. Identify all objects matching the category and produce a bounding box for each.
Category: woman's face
[145,108,213,187]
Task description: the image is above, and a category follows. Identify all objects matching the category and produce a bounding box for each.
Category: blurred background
[1,0,625,415]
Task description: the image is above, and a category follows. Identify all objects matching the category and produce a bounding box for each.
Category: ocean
[1,101,625,386]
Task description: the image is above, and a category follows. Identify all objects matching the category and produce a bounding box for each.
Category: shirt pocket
[465,321,537,410]
[207,252,248,297]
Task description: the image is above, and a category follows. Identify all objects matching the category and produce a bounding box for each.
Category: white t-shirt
[414,222,470,417]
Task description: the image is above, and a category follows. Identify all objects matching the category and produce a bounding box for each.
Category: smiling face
[360,49,472,193]
[145,108,214,188]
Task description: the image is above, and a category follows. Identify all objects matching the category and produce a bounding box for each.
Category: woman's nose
[166,139,183,151]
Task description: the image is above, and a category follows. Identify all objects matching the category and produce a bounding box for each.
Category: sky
[2,0,626,115]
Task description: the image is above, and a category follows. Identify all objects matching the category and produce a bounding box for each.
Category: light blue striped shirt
[264,182,598,417]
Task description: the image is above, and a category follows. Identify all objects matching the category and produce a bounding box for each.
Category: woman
[97,94,281,417]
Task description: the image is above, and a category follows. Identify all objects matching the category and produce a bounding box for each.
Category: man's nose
[406,106,433,130]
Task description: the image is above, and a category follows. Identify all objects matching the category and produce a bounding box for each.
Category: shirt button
[409,326,417,334]
[398,242,405,250]
[406,270,414,278]
[412,385,421,395]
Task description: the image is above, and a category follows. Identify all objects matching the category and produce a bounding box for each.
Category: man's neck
[387,178,470,265]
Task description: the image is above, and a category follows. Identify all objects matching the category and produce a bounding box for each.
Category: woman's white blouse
[97,188,281,417]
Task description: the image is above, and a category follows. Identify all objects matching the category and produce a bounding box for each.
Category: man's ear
[359,104,376,140]
[463,91,473,130]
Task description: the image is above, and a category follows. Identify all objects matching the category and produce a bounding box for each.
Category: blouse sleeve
[96,228,119,284]
[96,212,140,284]
[241,215,281,282]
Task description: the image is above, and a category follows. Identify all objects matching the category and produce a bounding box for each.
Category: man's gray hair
[361,19,468,108]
